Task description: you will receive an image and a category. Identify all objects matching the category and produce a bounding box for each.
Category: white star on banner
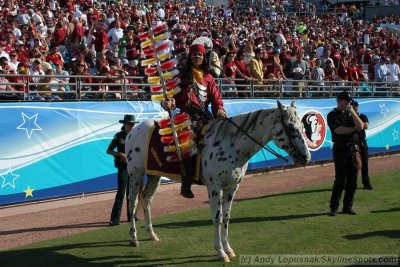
[1,168,20,188]
[17,113,42,139]
[393,129,399,141]
[379,104,389,118]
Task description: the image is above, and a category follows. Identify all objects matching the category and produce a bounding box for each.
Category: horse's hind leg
[128,172,143,247]
[142,175,161,242]
[221,184,239,259]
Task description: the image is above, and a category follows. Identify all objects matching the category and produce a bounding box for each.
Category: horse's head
[274,100,311,165]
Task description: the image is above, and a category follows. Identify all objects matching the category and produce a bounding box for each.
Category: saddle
[144,122,209,182]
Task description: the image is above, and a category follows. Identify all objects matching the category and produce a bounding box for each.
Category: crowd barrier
[0,98,399,206]
[0,74,399,101]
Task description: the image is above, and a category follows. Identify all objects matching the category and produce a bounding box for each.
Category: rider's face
[191,52,204,68]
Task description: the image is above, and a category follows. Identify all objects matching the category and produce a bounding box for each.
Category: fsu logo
[301,111,326,151]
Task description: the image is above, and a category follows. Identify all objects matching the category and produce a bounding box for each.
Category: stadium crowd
[0,0,399,100]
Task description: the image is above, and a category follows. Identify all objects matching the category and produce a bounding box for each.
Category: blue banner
[1,99,399,205]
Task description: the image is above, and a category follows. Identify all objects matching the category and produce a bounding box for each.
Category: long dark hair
[183,52,210,74]
[179,51,211,88]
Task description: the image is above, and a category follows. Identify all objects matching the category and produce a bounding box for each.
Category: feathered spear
[140,14,196,175]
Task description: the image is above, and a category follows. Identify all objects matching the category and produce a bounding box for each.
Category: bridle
[279,110,300,158]
[227,117,290,163]
[195,103,298,163]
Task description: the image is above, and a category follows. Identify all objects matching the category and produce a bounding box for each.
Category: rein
[191,103,291,163]
[227,117,290,163]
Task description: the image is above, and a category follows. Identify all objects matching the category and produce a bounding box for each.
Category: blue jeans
[110,168,131,223]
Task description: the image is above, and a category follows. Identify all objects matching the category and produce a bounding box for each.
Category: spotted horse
[125,100,311,262]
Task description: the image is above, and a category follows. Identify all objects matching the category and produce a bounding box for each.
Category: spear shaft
[145,13,187,178]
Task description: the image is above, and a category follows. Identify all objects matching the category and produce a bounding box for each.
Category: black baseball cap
[337,91,352,101]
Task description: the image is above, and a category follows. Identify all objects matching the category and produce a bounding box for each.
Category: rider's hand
[216,108,227,119]
[161,97,176,110]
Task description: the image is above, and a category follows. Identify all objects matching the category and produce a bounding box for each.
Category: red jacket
[349,65,363,86]
[53,27,68,46]
[93,30,108,53]
[338,60,349,80]
[174,72,224,118]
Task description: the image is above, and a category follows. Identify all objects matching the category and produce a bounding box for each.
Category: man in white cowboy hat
[107,114,138,226]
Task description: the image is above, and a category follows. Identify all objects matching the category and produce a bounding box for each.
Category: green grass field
[1,170,399,267]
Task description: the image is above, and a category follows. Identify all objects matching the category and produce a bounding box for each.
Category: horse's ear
[277,100,285,113]
[290,101,296,109]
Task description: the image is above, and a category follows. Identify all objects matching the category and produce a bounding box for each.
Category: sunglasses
[77,64,85,67]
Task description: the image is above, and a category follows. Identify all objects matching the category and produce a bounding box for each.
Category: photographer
[327,91,364,216]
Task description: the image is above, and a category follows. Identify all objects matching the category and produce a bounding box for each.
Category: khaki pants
[294,81,306,97]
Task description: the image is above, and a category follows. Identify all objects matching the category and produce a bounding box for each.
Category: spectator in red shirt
[14,40,29,63]
[5,32,15,51]
[52,21,68,47]
[67,17,85,55]
[87,8,100,28]
[124,34,139,64]
[337,55,349,81]
[70,60,92,98]
[271,49,287,81]
[348,58,365,87]
[324,59,337,81]
[222,50,239,96]
[9,62,29,98]
[92,65,115,99]
[234,50,253,97]
[92,22,108,58]
[46,45,64,66]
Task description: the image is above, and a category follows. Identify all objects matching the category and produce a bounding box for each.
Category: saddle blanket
[144,124,208,181]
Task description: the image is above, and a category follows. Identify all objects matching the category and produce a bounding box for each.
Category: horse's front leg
[142,175,161,241]
[208,186,230,262]
[128,174,142,247]
[222,184,239,259]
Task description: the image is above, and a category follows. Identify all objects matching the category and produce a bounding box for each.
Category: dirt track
[1,154,399,251]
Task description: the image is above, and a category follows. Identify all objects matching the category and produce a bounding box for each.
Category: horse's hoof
[130,240,139,247]
[227,251,236,259]
[218,255,230,263]
[150,235,159,242]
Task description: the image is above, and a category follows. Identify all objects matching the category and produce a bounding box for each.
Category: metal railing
[0,74,399,101]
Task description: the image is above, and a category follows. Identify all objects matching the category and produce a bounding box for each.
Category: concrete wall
[365,5,400,20]
[383,24,400,35]
[206,0,227,7]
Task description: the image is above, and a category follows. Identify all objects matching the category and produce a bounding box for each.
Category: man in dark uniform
[351,101,373,190]
[107,114,138,226]
[327,91,364,216]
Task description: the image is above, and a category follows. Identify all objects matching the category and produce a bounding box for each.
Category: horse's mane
[208,108,277,141]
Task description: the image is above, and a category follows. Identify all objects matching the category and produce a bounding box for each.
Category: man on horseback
[161,44,227,198]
